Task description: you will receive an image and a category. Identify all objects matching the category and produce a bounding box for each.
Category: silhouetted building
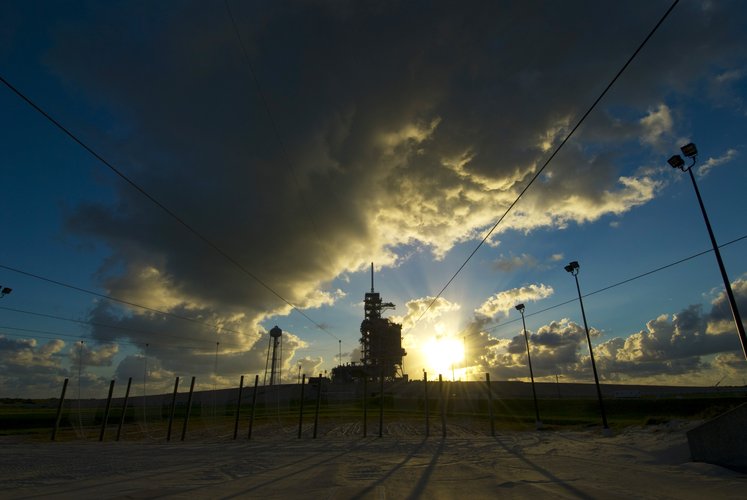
[359,264,406,380]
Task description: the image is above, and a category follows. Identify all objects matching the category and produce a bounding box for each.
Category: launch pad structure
[331,263,406,382]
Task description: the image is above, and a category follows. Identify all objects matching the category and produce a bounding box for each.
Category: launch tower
[360,264,406,379]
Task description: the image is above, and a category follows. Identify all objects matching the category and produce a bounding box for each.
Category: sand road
[1,423,744,499]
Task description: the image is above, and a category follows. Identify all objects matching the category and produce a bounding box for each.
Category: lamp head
[515,303,525,313]
[0,287,11,297]
[667,155,685,170]
[680,142,698,158]
[564,261,579,273]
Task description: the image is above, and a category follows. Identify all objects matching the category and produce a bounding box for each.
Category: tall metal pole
[517,306,541,429]
[313,374,322,439]
[99,379,115,441]
[298,374,306,439]
[686,167,747,359]
[423,371,429,437]
[143,344,148,430]
[570,268,609,431]
[485,373,494,437]
[233,375,244,440]
[248,375,259,440]
[378,367,384,438]
[51,378,69,441]
[181,376,196,441]
[362,375,368,437]
[439,374,446,438]
[166,376,179,441]
[116,377,132,442]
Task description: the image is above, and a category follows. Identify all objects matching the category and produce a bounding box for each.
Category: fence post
[362,375,368,437]
[116,377,132,441]
[485,373,494,437]
[181,376,196,441]
[423,372,429,438]
[248,375,259,439]
[51,378,68,441]
[313,374,322,438]
[378,369,384,438]
[233,375,244,440]
[99,380,115,442]
[439,374,446,438]
[297,374,306,438]
[166,376,180,441]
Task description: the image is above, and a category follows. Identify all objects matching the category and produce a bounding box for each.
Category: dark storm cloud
[85,301,309,381]
[5,0,742,386]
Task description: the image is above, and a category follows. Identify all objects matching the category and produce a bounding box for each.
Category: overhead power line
[0,263,244,336]
[223,0,336,274]
[0,325,223,353]
[4,233,742,357]
[0,305,248,350]
[481,233,747,334]
[408,0,681,332]
[0,76,338,341]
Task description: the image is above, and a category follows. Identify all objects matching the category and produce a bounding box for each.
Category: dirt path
[2,423,744,499]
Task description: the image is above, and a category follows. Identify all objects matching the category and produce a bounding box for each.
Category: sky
[1,0,747,398]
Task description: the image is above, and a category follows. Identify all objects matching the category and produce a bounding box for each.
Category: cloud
[708,69,746,112]
[475,284,554,319]
[393,296,461,331]
[0,335,66,371]
[707,276,747,334]
[4,1,746,394]
[0,336,68,397]
[470,276,747,385]
[51,1,709,312]
[493,253,539,272]
[639,104,675,149]
[697,148,739,177]
[598,305,736,365]
[493,252,569,272]
[114,354,176,394]
[466,318,599,380]
[296,356,324,379]
[441,271,747,387]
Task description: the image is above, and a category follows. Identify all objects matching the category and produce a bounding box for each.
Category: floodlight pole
[515,304,541,429]
[677,155,747,360]
[566,262,609,431]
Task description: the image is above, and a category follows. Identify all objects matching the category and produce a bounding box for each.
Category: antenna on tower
[370,262,374,293]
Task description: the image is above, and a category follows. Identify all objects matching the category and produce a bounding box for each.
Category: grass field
[2,392,745,441]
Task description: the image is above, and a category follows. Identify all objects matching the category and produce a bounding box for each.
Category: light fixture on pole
[668,142,746,360]
[515,303,541,429]
[0,287,11,298]
[565,261,610,433]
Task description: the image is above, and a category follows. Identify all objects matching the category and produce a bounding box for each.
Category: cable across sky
[406,0,681,333]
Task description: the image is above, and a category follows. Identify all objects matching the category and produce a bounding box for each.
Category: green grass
[2,395,744,439]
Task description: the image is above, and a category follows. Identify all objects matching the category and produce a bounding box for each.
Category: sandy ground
[1,422,745,499]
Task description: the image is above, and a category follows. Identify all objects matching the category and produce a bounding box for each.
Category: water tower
[269,326,283,385]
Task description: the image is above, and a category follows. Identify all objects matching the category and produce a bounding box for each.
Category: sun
[423,334,464,378]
